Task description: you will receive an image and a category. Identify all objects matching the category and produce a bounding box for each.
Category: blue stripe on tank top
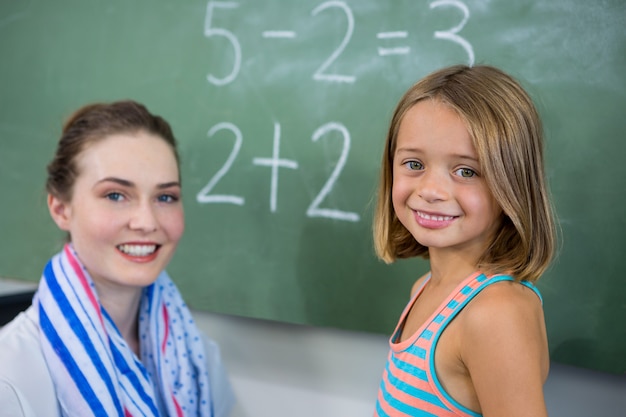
[379,379,442,417]
[375,397,391,417]
[387,370,447,408]
[390,355,427,381]
[43,262,125,416]
[433,314,446,324]
[405,344,427,359]
[460,285,473,295]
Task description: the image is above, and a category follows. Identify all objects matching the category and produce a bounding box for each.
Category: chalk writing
[200,0,474,222]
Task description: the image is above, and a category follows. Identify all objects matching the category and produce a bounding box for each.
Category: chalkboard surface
[0,0,624,374]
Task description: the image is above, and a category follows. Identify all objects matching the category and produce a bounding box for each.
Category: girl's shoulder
[458,276,548,370]
[470,277,543,315]
[451,277,549,416]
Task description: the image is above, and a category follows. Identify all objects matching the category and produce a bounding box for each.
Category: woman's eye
[455,168,476,178]
[106,192,124,201]
[405,161,423,170]
[157,194,179,203]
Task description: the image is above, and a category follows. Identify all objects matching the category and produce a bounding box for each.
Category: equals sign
[376,31,410,56]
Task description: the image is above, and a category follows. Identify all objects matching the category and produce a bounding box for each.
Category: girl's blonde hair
[373,65,557,282]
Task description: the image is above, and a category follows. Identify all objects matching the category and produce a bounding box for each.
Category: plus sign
[252,123,299,212]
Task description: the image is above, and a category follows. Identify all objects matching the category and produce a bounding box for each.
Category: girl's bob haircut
[373,65,557,282]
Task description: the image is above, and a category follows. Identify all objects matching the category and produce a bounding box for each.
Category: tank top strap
[429,273,542,341]
[424,273,542,416]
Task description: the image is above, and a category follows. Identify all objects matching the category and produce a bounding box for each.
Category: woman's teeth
[117,244,157,256]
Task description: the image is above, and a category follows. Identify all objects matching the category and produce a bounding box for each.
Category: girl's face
[392,99,502,262]
[48,131,184,290]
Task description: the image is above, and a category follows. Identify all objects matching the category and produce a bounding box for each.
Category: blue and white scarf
[35,244,213,416]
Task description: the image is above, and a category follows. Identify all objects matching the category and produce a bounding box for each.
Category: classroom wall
[193,310,626,417]
[1,0,625,374]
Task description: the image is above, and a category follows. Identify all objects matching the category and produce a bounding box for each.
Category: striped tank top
[374,272,541,417]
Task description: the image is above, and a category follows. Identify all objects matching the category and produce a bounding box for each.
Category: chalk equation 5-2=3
[196,121,360,223]
[204,0,474,86]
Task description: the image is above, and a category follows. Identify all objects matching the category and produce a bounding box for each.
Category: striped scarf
[35,244,213,416]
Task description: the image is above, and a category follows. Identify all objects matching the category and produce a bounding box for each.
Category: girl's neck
[428,248,479,286]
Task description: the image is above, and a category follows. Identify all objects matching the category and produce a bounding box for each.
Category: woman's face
[48,131,184,290]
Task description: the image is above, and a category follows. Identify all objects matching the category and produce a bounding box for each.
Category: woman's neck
[94,282,143,356]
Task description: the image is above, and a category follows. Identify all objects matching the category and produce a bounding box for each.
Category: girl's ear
[48,194,71,231]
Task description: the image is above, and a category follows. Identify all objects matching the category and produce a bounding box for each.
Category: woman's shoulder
[0,306,40,359]
[0,307,59,417]
[0,306,43,358]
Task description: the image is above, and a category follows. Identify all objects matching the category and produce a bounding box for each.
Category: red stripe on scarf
[172,394,184,417]
[161,303,169,354]
[161,304,184,417]
[64,244,105,328]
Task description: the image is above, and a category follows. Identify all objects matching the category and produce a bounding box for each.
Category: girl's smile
[414,210,459,229]
[392,99,502,262]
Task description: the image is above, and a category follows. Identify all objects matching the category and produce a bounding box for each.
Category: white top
[0,306,235,417]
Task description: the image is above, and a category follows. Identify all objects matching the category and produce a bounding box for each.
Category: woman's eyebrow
[96,177,181,189]
[97,177,133,187]
[157,181,181,189]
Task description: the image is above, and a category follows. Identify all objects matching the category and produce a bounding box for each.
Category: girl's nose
[417,169,449,203]
[128,202,158,232]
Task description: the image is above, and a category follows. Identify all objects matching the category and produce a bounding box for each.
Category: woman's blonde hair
[373,65,557,282]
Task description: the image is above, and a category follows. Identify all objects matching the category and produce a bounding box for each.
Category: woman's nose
[128,201,158,232]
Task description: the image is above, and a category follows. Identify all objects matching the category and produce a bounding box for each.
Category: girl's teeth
[117,244,157,256]
[418,212,454,221]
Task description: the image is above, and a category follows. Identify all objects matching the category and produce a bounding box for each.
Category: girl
[373,65,557,417]
[0,101,235,417]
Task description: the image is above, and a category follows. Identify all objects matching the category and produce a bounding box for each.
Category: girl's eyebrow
[394,147,478,163]
[454,154,479,163]
[394,146,422,154]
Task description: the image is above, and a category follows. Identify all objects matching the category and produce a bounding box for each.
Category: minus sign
[378,47,411,56]
[262,31,297,39]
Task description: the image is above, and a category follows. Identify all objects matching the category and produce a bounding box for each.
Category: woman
[0,100,235,417]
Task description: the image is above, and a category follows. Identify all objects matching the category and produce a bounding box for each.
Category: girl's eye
[404,161,423,170]
[106,192,125,202]
[157,194,179,203]
[455,168,476,178]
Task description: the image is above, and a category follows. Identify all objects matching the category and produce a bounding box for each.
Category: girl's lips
[414,210,458,229]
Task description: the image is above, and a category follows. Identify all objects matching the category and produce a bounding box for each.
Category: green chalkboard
[0,0,624,374]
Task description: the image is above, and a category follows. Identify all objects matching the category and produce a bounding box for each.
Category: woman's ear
[48,194,71,231]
